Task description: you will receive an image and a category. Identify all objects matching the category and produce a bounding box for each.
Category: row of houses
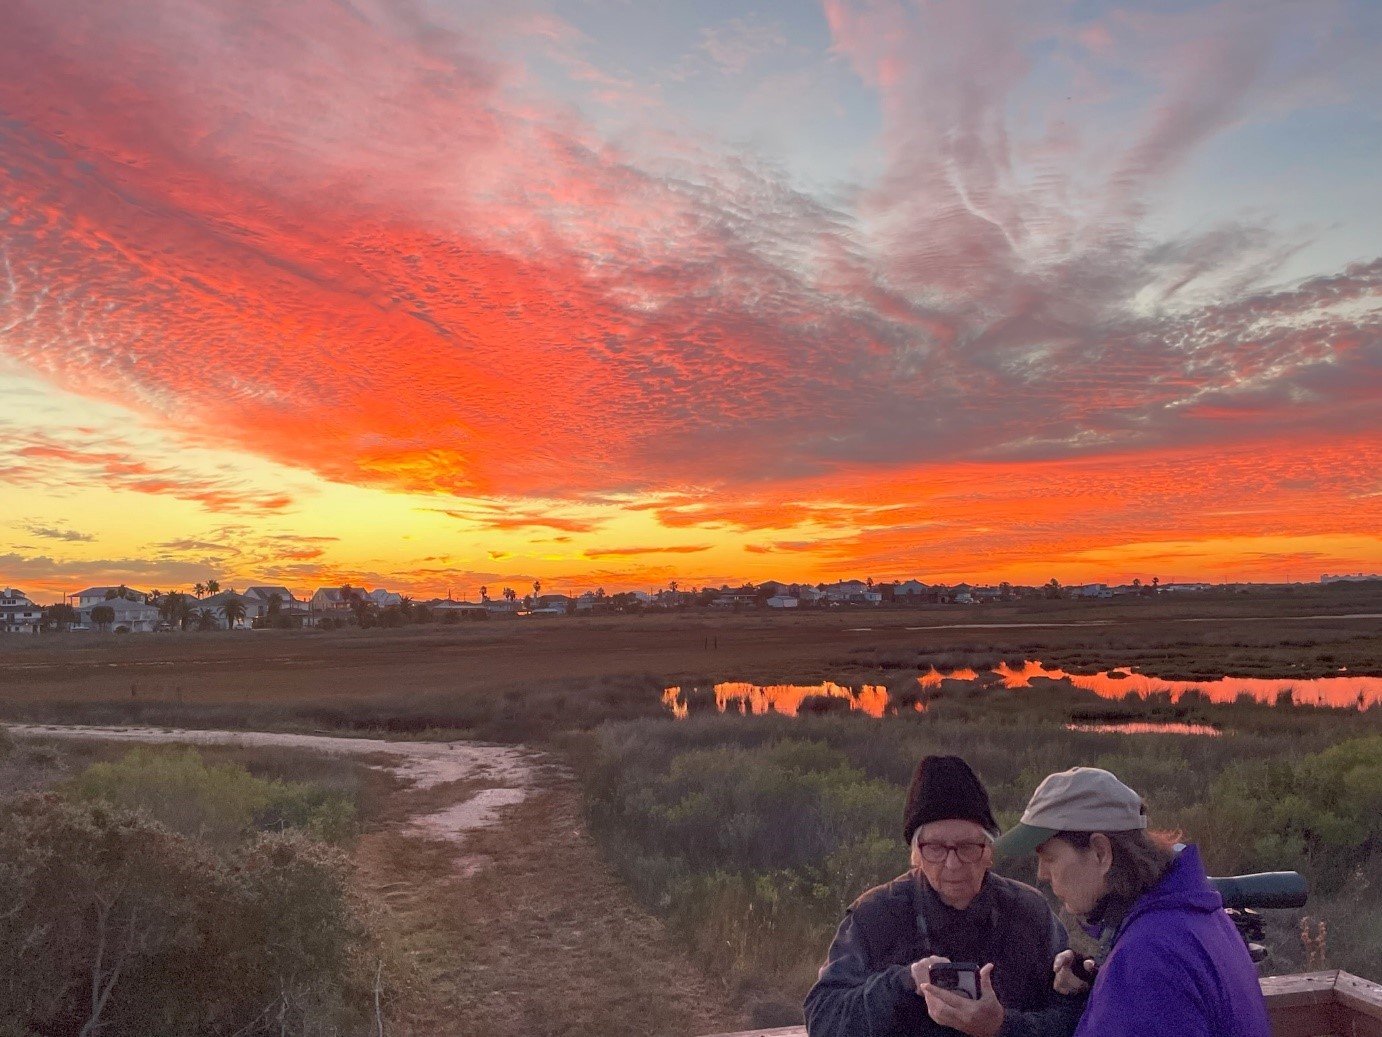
[1,574,1217,633]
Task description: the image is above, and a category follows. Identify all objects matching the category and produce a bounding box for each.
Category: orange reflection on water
[996,660,1382,708]
[662,682,890,718]
[917,667,978,687]
[661,686,688,719]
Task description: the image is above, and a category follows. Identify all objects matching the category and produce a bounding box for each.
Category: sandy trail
[8,724,544,844]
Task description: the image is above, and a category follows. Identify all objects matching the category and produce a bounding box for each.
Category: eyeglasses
[917,841,988,864]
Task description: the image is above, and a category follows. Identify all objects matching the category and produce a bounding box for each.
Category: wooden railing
[697,970,1382,1037]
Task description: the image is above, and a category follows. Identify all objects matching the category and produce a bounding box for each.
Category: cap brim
[993,823,1060,858]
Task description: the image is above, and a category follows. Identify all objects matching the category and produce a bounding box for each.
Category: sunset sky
[3,0,1380,603]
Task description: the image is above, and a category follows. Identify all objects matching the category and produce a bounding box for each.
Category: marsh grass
[575,712,1382,1020]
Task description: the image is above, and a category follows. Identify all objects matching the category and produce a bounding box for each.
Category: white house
[77,596,161,633]
[368,588,403,608]
[0,588,42,633]
[765,595,799,609]
[73,586,147,608]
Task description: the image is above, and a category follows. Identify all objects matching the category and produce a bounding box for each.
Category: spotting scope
[1208,871,1309,910]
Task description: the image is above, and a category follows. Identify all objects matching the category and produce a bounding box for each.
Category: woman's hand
[1053,949,1098,994]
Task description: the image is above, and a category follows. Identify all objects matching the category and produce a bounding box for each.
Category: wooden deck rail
[697,970,1382,1037]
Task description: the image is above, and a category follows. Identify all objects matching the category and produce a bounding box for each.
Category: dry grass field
[3,583,1382,740]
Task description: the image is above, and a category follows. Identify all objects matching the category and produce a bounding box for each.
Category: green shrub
[0,795,373,1036]
[64,746,357,847]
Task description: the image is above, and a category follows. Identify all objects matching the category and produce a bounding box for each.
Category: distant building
[77,595,161,632]
[0,588,42,634]
[765,595,799,609]
[73,586,147,608]
[1321,573,1382,584]
[1072,584,1113,599]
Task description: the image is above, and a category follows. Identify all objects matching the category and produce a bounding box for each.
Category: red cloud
[0,0,1378,588]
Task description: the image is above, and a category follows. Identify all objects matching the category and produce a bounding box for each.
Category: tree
[45,603,78,631]
[194,608,217,632]
[479,585,489,602]
[90,605,115,632]
[205,579,220,596]
[1152,576,1160,591]
[266,593,283,619]
[1132,578,1142,588]
[1044,579,1063,600]
[503,587,516,603]
[221,597,246,631]
[193,583,205,598]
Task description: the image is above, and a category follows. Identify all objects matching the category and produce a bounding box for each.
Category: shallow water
[662,660,1382,718]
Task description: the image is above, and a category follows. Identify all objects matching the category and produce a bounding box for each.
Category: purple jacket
[1074,845,1270,1037]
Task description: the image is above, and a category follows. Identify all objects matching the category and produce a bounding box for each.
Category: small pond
[661,660,1382,719]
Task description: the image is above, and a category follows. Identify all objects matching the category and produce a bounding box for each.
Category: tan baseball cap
[994,767,1147,857]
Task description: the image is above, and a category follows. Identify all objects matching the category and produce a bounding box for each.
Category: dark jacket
[804,870,1085,1037]
[1073,845,1269,1037]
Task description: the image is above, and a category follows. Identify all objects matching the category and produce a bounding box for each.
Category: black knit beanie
[902,755,1000,845]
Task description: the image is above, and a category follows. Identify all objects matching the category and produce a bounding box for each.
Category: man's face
[915,819,993,910]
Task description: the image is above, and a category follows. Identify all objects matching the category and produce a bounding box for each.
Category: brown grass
[4,586,1381,743]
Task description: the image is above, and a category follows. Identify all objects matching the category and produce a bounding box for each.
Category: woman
[994,767,1269,1037]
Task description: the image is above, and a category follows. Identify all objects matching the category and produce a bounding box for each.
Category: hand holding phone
[928,962,980,1000]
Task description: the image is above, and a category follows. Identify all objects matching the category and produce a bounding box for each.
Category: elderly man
[804,755,1085,1037]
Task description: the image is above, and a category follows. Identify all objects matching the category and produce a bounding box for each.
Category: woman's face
[1035,835,1110,916]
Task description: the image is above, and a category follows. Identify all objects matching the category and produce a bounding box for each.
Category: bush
[0,795,373,1036]
[65,747,357,847]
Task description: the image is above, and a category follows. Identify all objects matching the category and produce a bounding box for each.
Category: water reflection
[661,660,1382,719]
[1065,722,1221,737]
[987,660,1382,708]
[661,681,894,718]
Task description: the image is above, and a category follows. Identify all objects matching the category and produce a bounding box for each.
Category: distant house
[0,588,42,634]
[1072,584,1112,599]
[1161,583,1212,593]
[73,586,147,608]
[368,589,403,608]
[77,595,160,633]
[310,587,359,612]
[765,595,799,609]
[894,579,929,598]
[194,590,263,629]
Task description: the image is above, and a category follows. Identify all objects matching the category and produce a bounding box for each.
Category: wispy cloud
[582,543,713,558]
[23,524,95,542]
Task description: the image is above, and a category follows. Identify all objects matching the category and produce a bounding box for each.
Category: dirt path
[10,724,747,1037]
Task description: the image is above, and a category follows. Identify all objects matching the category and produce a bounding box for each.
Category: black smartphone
[929,962,980,1000]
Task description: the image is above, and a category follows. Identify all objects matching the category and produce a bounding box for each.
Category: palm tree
[480,585,489,602]
[533,579,541,597]
[221,597,246,630]
[206,579,220,595]
[503,587,517,603]
[194,583,205,598]
[194,608,217,632]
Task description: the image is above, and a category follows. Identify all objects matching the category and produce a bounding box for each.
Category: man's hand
[1053,949,1098,995]
[909,955,950,994]
[920,962,1003,1037]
